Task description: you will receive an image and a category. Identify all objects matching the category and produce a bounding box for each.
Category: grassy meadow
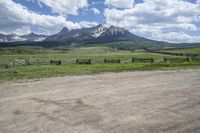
[0,46,200,82]
[0,47,182,64]
[161,47,200,54]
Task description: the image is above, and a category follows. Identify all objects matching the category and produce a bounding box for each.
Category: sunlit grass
[1,61,200,82]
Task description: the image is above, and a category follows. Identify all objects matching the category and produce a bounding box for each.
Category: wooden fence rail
[104,59,121,63]
[132,58,154,62]
[0,64,7,69]
[61,59,77,64]
[163,57,190,62]
[76,59,92,64]
[191,57,200,61]
[50,60,61,65]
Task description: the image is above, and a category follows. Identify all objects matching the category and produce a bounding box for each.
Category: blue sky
[13,0,145,24]
[0,0,200,43]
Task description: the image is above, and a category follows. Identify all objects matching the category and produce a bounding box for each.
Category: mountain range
[0,25,162,44]
[0,32,48,42]
[44,24,162,45]
[0,25,199,50]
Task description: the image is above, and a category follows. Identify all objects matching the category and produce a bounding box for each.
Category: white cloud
[0,0,81,34]
[91,7,100,14]
[1,0,200,44]
[104,0,200,43]
[152,32,200,43]
[105,0,134,9]
[38,0,88,16]
[196,0,200,4]
[79,21,98,28]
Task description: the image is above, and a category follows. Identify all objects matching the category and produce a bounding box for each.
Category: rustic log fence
[0,56,199,69]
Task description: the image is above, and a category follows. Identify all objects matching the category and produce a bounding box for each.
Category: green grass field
[1,62,200,82]
[161,47,200,54]
[0,46,200,82]
[0,47,182,64]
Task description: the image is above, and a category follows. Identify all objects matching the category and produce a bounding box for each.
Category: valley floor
[0,70,200,133]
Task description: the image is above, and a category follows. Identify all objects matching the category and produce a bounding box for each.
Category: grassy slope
[161,47,200,54]
[85,41,171,50]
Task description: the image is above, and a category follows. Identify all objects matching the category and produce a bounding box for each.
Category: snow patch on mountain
[92,25,106,38]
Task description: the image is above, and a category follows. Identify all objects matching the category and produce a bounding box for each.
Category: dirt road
[0,70,200,133]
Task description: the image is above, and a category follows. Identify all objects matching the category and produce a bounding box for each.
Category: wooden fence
[0,57,199,69]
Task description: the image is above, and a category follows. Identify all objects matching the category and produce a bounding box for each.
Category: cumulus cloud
[79,21,98,28]
[152,32,200,43]
[37,0,88,16]
[105,0,134,9]
[104,0,200,43]
[196,0,200,4]
[91,7,100,14]
[1,0,200,43]
[0,0,81,34]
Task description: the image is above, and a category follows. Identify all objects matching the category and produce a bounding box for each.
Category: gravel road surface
[0,69,200,133]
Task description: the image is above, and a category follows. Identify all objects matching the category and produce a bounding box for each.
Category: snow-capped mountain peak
[92,24,107,38]
[107,26,127,35]
[0,33,48,42]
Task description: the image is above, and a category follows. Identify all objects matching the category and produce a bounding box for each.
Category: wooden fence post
[88,59,91,64]
[118,59,121,63]
[164,57,167,62]
[151,58,154,62]
[10,59,15,68]
[76,59,78,64]
[5,64,8,69]
[132,58,135,62]
[186,57,190,61]
[25,59,30,66]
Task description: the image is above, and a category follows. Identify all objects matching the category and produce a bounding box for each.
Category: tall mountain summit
[44,25,155,44]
